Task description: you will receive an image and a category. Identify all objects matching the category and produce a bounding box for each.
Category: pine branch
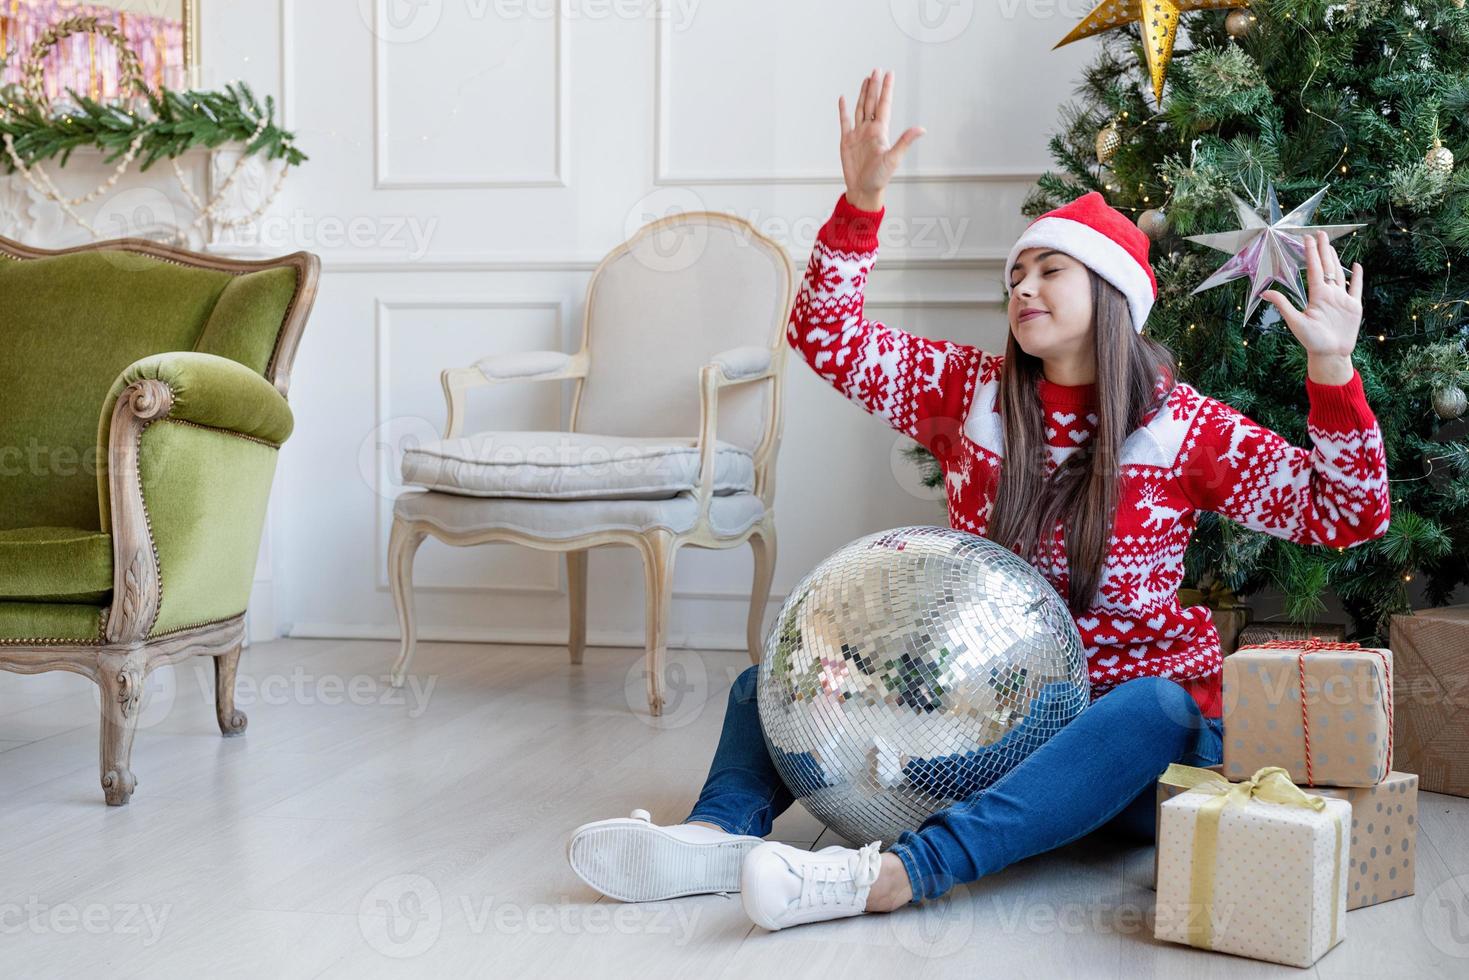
[0,81,306,174]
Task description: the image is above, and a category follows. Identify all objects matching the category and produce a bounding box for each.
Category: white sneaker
[740,839,883,930]
[567,808,764,902]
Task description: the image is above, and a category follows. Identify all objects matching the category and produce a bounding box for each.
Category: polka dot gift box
[1222,640,1392,788]
[1154,764,1352,968]
[1155,765,1420,912]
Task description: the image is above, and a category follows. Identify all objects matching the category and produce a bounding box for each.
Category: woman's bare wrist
[1306,353,1354,386]
[845,190,884,213]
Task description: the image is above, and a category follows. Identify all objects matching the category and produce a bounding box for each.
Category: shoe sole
[567,820,761,903]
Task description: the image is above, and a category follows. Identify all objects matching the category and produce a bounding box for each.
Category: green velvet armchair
[0,234,319,804]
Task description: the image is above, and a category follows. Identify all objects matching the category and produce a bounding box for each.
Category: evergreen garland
[0,68,306,173]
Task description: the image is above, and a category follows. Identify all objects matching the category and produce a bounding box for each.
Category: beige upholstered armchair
[388,212,794,715]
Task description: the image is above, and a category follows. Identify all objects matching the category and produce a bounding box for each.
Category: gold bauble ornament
[1433,386,1467,420]
[1225,8,1255,38]
[1426,139,1455,179]
[1137,208,1169,241]
[1096,121,1121,165]
[1054,1,1240,106]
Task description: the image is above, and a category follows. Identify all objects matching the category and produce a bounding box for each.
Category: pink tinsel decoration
[1,0,185,104]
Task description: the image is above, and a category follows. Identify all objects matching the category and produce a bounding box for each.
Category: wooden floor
[1,637,1466,978]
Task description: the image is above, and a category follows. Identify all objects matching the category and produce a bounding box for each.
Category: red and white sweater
[788,194,1392,718]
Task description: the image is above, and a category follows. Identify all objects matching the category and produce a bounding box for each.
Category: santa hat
[1003,191,1157,333]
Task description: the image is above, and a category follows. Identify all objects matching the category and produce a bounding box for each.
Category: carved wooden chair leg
[567,549,588,665]
[639,529,678,717]
[746,521,776,664]
[96,650,145,806]
[389,517,428,688]
[213,642,248,737]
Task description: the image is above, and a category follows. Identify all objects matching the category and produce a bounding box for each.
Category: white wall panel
[373,1,566,187]
[654,1,1088,184]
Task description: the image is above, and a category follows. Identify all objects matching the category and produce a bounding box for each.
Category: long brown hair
[987,270,1177,614]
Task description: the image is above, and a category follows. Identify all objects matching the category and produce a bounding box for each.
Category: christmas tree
[909,0,1469,643]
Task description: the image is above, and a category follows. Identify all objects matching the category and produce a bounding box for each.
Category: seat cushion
[401,431,756,500]
[393,489,766,540]
[0,527,113,603]
[0,601,108,644]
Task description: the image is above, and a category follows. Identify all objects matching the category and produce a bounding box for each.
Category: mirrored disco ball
[756,525,1090,847]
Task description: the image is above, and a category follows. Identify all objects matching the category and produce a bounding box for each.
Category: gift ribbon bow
[1158,763,1344,952]
[1233,638,1393,785]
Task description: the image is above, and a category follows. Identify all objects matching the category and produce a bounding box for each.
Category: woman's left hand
[1260,229,1364,358]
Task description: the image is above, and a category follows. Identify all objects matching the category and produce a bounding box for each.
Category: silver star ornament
[1186,184,1365,328]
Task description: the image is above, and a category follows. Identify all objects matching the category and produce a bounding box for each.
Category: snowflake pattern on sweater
[788,194,1392,718]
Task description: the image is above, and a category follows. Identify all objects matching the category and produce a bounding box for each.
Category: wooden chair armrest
[691,347,784,512]
[440,349,590,438]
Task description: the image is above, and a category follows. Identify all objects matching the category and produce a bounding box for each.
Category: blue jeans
[685,664,1224,904]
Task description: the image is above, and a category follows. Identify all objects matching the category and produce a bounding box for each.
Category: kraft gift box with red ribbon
[1222,639,1393,788]
[1153,764,1352,968]
[1154,765,1420,911]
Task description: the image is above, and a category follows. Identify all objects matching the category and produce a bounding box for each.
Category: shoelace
[796,841,883,909]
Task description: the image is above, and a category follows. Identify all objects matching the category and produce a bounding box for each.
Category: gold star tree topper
[1054,1,1243,105]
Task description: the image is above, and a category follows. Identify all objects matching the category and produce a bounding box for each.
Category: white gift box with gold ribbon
[1154,764,1352,968]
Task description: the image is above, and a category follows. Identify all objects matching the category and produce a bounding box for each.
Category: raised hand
[838,69,925,213]
[1261,230,1365,381]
